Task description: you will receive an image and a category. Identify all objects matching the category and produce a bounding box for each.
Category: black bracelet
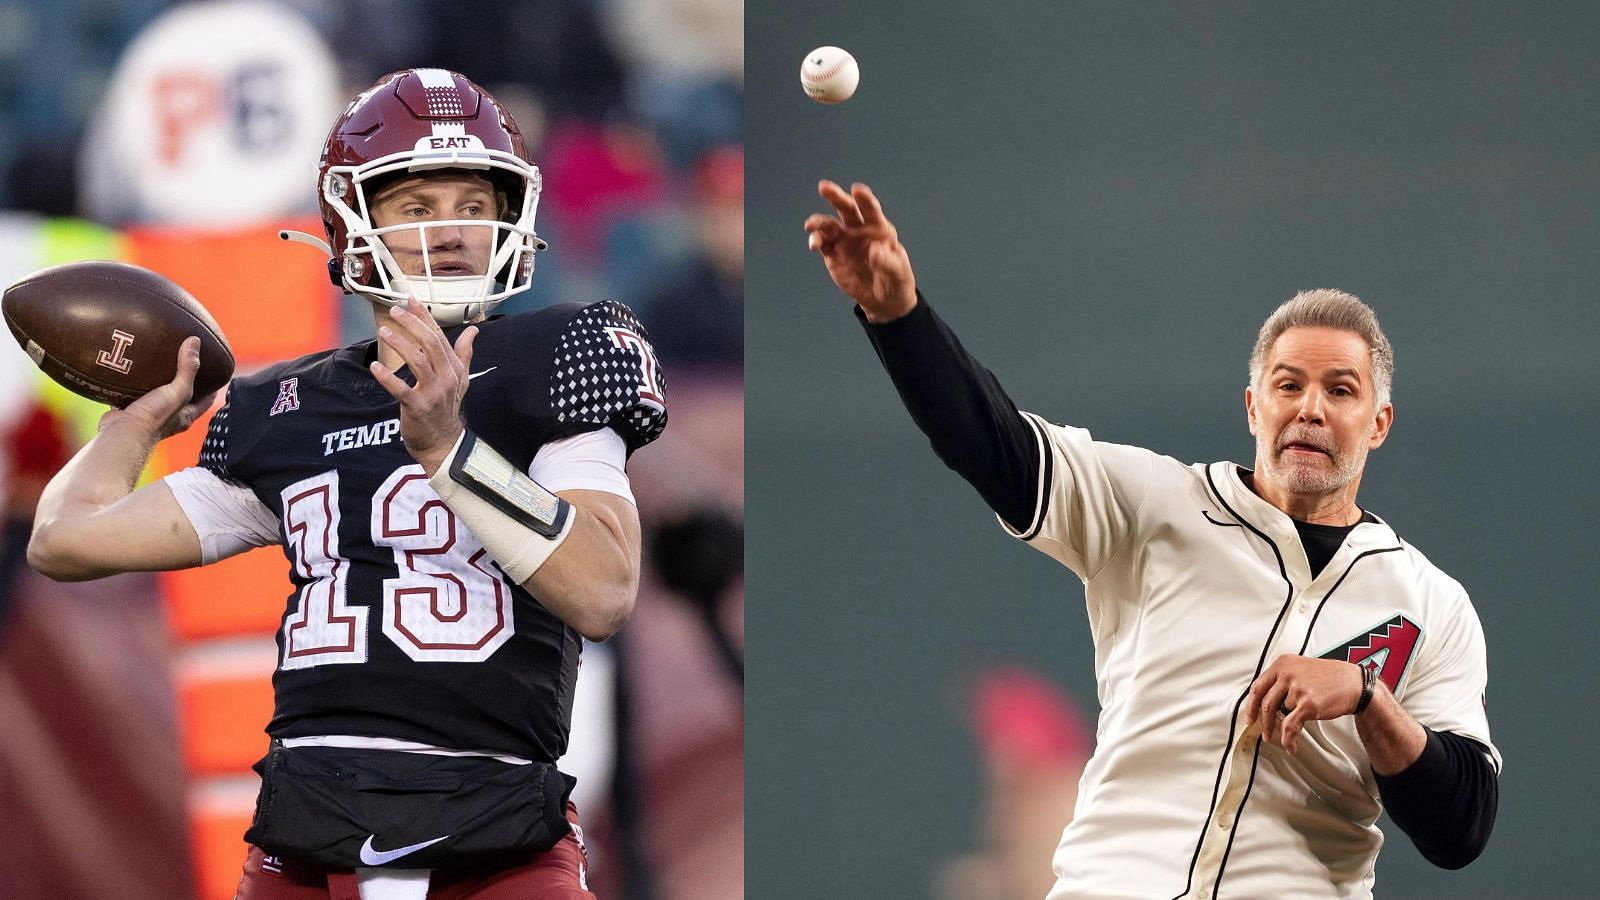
[1353,664,1377,716]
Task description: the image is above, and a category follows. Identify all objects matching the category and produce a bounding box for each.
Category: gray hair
[1249,289,1393,409]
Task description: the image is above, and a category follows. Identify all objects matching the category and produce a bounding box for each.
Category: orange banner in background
[125,214,337,367]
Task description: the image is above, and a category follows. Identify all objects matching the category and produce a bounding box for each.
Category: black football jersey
[196,300,666,762]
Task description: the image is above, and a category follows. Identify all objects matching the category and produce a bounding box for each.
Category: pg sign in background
[86,0,339,227]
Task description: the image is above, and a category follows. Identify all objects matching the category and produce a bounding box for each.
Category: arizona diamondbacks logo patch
[1319,615,1422,696]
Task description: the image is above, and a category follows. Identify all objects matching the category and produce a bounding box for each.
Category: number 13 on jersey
[279,466,515,670]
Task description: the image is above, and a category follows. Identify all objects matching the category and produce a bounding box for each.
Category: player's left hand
[1244,654,1365,754]
[369,297,478,475]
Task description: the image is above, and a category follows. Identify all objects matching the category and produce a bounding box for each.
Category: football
[2,260,234,408]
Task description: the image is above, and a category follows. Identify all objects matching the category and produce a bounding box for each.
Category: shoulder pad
[550,300,667,451]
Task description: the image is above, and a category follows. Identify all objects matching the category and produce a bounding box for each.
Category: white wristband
[427,430,575,583]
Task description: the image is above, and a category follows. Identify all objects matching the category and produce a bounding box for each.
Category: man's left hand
[369,297,478,475]
[1245,654,1365,754]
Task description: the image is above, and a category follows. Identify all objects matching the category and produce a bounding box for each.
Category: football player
[28,69,665,900]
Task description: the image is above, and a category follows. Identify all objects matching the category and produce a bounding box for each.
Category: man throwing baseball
[806,181,1498,898]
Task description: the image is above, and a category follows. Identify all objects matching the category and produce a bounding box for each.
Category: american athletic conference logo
[270,377,300,415]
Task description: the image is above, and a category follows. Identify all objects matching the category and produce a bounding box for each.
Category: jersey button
[1196,890,1209,900]
[1216,810,1231,828]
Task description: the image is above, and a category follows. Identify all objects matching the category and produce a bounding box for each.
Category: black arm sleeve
[1375,728,1498,869]
[856,295,1041,532]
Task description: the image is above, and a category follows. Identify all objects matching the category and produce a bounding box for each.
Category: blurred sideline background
[0,2,742,898]
[749,3,1598,899]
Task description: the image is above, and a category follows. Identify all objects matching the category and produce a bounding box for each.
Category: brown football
[2,260,234,408]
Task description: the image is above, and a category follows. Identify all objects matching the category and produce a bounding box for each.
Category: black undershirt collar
[1293,511,1377,578]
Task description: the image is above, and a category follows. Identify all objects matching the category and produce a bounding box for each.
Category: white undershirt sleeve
[163,467,280,564]
[164,432,629,565]
[528,427,634,505]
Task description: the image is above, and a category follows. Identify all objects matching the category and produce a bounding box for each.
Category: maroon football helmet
[314,68,546,324]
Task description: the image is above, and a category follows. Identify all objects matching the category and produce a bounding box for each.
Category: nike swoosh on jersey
[358,834,450,865]
[468,366,499,380]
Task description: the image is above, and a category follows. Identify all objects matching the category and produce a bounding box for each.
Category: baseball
[801,46,859,104]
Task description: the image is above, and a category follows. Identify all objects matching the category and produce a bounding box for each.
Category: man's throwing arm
[858,296,1041,533]
[28,339,216,580]
[807,181,1040,531]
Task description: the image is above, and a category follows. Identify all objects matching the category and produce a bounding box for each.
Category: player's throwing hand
[806,180,919,322]
[112,336,218,439]
[369,296,479,476]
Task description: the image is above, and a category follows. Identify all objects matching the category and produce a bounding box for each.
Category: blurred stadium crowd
[0,2,743,898]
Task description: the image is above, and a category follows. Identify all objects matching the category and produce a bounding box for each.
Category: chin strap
[279,230,344,290]
[278,229,333,255]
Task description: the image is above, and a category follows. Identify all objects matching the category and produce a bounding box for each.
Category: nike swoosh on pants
[359,834,451,866]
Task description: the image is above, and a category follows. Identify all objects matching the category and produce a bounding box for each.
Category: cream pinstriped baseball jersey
[1007,414,1500,900]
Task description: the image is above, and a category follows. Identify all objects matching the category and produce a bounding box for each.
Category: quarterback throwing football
[29,70,666,899]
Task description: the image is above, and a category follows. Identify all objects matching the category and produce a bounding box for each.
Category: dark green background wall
[748,3,1599,897]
